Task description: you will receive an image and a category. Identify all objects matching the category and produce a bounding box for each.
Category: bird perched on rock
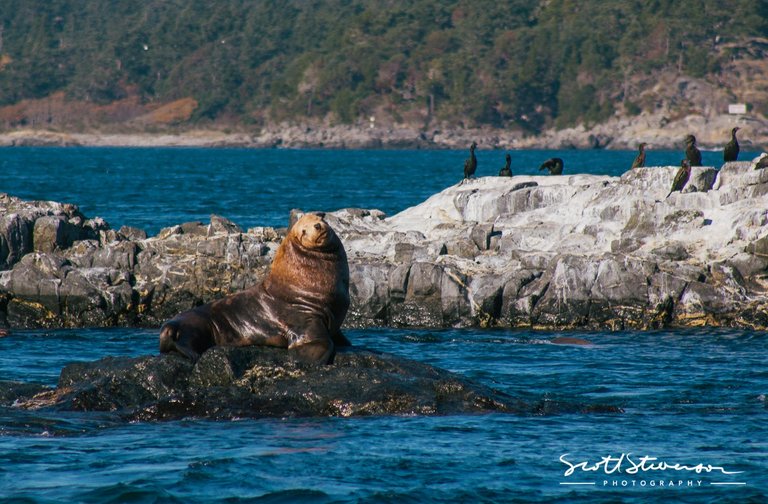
[539,157,564,175]
[499,153,512,176]
[463,141,478,179]
[684,134,702,166]
[666,159,691,198]
[631,143,648,169]
[723,127,740,162]
[754,154,768,170]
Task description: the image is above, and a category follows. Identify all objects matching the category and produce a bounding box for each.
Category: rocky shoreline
[0,111,767,150]
[1,155,767,332]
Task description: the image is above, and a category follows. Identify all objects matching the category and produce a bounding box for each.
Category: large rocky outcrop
[336,159,768,330]
[1,157,767,330]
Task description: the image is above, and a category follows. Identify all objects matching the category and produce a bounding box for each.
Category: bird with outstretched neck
[667,159,691,198]
[463,141,478,180]
[723,127,740,162]
[499,153,512,177]
[539,157,564,175]
[684,134,702,166]
[631,143,647,169]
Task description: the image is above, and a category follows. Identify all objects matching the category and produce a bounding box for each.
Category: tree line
[0,0,765,132]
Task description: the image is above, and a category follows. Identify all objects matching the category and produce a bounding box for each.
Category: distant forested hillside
[0,0,766,132]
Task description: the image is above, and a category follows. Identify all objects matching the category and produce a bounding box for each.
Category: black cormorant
[539,157,564,175]
[631,143,648,169]
[666,159,691,198]
[499,153,512,176]
[723,127,740,162]
[684,134,702,166]
[463,141,478,179]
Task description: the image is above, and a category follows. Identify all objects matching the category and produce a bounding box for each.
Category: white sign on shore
[728,103,747,115]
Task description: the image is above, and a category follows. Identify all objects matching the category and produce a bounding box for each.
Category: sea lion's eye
[314,223,322,231]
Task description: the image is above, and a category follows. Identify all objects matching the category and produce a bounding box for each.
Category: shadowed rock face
[1,157,767,331]
[5,346,529,420]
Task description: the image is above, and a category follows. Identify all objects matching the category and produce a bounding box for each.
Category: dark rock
[180,221,208,236]
[119,226,147,241]
[4,253,70,325]
[92,241,140,270]
[0,212,35,270]
[156,225,183,239]
[0,380,51,406]
[347,261,392,326]
[470,272,510,325]
[397,262,446,326]
[208,215,243,235]
[651,243,689,261]
[388,263,411,303]
[33,215,87,253]
[24,346,530,420]
[444,238,478,258]
[504,269,548,326]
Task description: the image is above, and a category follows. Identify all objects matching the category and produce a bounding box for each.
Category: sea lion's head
[292,213,339,251]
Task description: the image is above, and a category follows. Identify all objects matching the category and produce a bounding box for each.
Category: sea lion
[159,212,350,364]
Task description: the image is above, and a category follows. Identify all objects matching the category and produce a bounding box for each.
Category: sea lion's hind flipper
[159,312,215,361]
[159,321,200,360]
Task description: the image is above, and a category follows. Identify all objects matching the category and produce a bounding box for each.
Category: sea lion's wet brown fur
[159,213,350,364]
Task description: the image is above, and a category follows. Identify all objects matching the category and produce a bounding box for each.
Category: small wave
[0,409,121,437]
[78,482,182,504]
[394,332,443,343]
[249,489,332,503]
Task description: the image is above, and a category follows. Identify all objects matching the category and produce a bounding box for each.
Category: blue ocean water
[0,147,766,503]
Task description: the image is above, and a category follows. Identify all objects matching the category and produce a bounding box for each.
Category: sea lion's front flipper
[292,338,334,365]
[287,317,335,365]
